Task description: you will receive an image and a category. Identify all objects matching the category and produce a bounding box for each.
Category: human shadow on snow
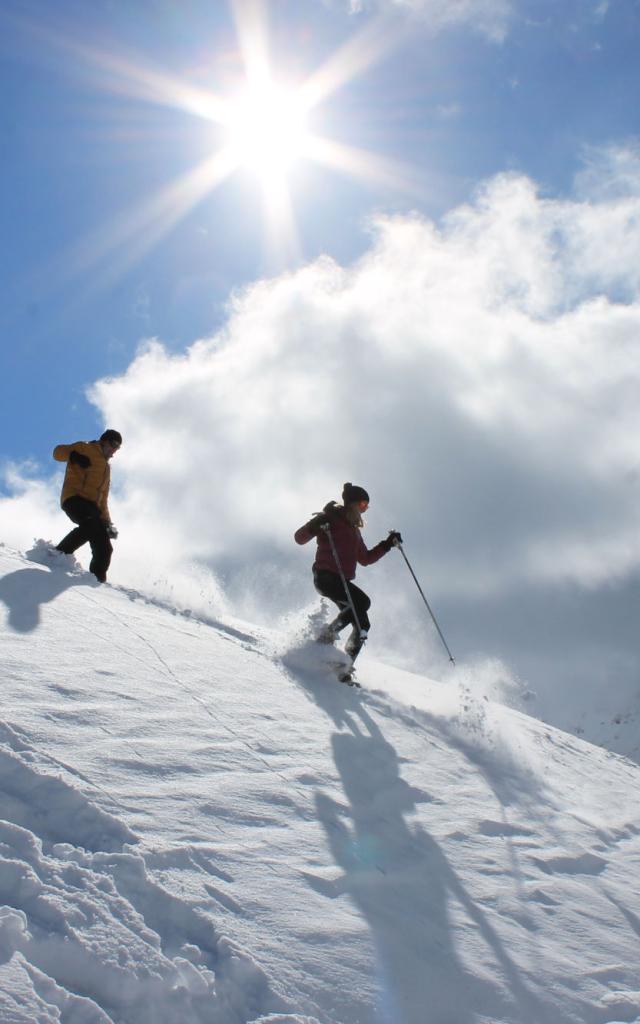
[303,691,554,1024]
[0,566,88,632]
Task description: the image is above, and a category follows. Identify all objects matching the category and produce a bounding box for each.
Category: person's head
[99,429,122,460]
[342,482,369,525]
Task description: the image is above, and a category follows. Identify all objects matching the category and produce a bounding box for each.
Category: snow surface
[1,542,639,1024]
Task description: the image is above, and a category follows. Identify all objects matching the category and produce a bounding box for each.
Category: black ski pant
[56,496,112,582]
[313,568,371,634]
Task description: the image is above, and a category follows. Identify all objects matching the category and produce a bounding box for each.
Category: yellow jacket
[53,441,112,522]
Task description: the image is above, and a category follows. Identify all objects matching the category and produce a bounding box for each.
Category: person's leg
[313,569,352,638]
[343,581,371,662]
[344,581,371,633]
[86,520,112,582]
[56,498,112,581]
[313,570,371,648]
[56,497,99,554]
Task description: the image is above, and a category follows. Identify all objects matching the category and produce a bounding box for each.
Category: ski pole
[393,538,455,665]
[320,524,365,639]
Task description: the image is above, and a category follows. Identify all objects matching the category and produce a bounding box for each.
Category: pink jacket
[294,503,388,580]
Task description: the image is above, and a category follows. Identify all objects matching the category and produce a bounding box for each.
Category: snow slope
[1,543,639,1024]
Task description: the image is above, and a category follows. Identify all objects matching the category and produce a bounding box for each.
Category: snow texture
[1,543,639,1024]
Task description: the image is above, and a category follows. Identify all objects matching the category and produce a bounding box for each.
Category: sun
[224,82,311,181]
[46,2,418,274]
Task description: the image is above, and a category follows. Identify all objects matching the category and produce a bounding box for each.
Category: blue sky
[2,0,638,464]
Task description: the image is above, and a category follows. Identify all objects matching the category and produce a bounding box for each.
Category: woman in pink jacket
[294,482,401,664]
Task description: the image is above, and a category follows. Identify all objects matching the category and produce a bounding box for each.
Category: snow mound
[0,720,289,1024]
[1,544,640,1024]
[280,634,353,684]
[25,537,86,575]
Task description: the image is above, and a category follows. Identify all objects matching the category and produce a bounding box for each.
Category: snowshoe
[338,667,360,687]
[327,656,359,687]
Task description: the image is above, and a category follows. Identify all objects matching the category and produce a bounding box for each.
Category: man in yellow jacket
[53,429,122,583]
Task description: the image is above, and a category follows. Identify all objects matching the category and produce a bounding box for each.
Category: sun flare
[45,2,414,274]
[224,82,311,180]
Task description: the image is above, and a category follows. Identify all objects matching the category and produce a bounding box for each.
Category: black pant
[313,568,371,633]
[56,497,112,582]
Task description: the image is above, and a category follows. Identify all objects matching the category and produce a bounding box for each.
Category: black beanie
[100,429,123,447]
[342,481,369,505]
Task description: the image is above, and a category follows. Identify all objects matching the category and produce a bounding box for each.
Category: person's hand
[307,513,330,536]
[384,530,403,550]
[69,450,91,469]
[106,523,119,539]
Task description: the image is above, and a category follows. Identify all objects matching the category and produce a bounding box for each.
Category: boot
[317,613,349,644]
[345,628,367,663]
[316,617,341,644]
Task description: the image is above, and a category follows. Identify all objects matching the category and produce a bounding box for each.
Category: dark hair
[342,482,369,504]
[100,429,122,447]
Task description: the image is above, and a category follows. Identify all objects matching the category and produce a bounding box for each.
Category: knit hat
[100,429,123,448]
[342,482,370,505]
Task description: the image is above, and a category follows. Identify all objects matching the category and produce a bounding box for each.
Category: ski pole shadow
[418,706,548,809]
[413,704,559,906]
[307,706,551,1024]
[0,567,88,633]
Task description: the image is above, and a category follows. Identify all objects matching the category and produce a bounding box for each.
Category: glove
[307,513,330,537]
[106,523,119,539]
[69,450,91,469]
[383,530,403,551]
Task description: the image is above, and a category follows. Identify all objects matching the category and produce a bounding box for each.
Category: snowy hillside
[1,543,639,1024]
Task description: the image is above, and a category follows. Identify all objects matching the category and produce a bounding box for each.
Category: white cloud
[0,462,62,549]
[593,0,610,23]
[77,160,640,601]
[2,145,639,705]
[349,0,513,41]
[436,102,462,119]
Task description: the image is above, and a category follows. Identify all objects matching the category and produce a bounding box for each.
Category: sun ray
[73,45,230,124]
[260,173,301,270]
[3,9,230,124]
[299,13,409,112]
[63,148,239,289]
[8,1,427,288]
[230,0,272,92]
[307,136,426,200]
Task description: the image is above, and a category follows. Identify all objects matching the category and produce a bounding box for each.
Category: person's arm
[53,442,91,466]
[99,493,111,525]
[97,459,113,525]
[357,531,403,566]
[53,443,75,462]
[294,513,329,545]
[356,535,386,566]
